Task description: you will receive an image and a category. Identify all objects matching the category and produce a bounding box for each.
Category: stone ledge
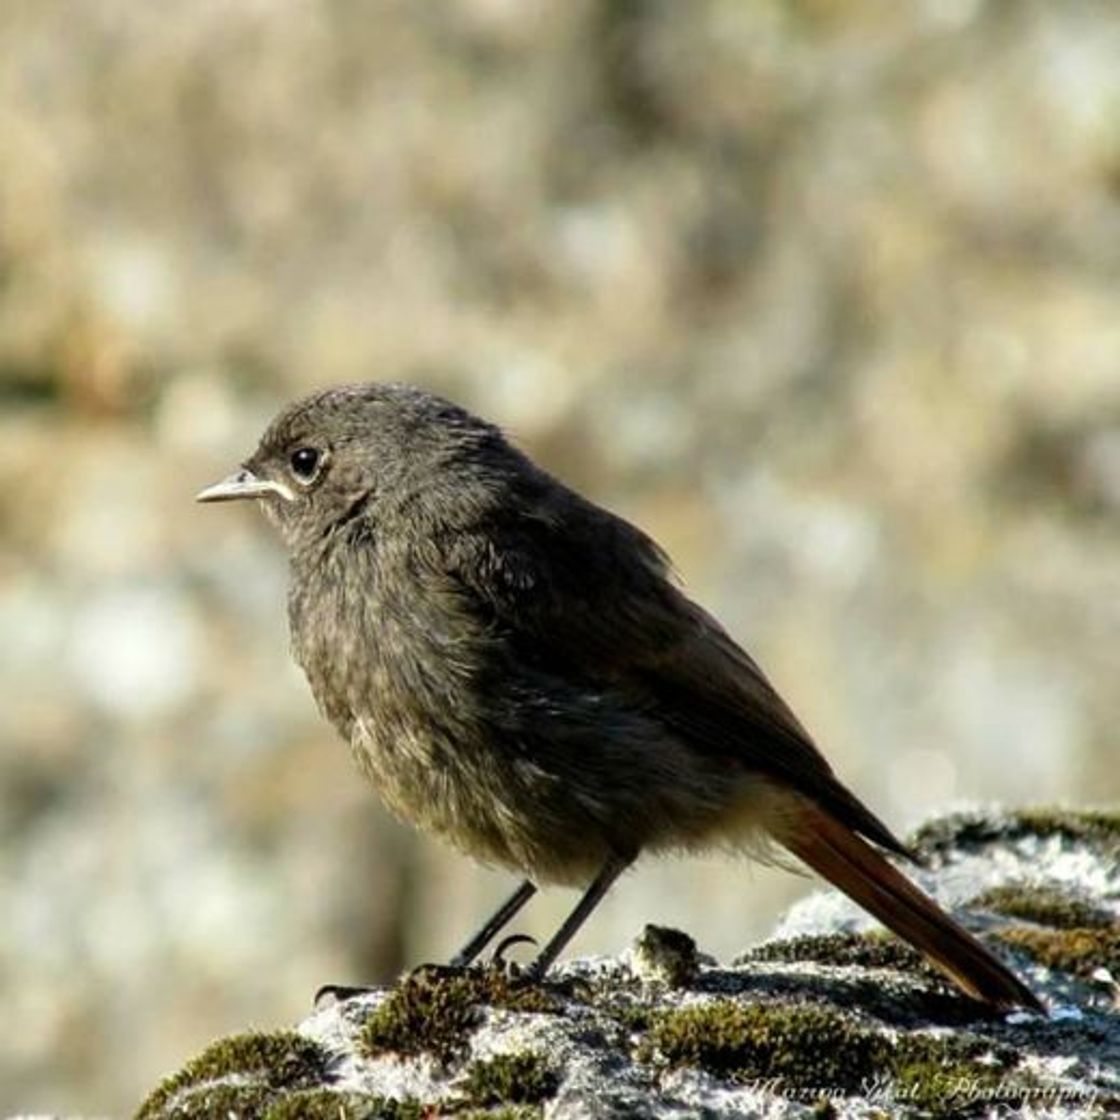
[134,806,1120,1119]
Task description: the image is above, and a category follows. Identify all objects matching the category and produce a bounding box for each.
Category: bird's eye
[289,447,323,482]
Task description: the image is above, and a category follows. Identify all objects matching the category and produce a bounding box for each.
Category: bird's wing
[437,494,910,858]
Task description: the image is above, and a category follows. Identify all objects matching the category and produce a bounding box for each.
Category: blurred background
[1,0,1118,1114]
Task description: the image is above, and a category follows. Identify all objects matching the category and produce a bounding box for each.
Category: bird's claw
[490,932,538,974]
[313,983,377,1009]
[315,944,546,1010]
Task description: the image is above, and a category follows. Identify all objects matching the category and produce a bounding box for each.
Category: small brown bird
[198,383,1041,1011]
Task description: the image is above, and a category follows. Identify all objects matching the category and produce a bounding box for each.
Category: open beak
[196,468,294,503]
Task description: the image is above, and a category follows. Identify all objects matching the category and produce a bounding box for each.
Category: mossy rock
[636,1000,893,1091]
[736,931,992,1027]
[970,882,1117,930]
[136,1031,334,1120]
[994,927,1120,978]
[887,1034,1024,1114]
[631,924,701,986]
[888,1057,1019,1114]
[463,1051,559,1106]
[636,998,1029,1104]
[744,930,932,974]
[264,1091,425,1119]
[911,808,1120,861]
[360,966,558,1064]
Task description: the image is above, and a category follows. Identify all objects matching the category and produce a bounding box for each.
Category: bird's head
[196,382,509,552]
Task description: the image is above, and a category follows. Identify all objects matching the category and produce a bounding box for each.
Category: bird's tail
[774,797,1042,1012]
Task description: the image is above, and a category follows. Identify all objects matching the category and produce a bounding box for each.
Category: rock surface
[135,808,1120,1119]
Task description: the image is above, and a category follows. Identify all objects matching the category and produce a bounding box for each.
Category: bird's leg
[450,878,537,967]
[525,854,632,979]
[316,879,538,1004]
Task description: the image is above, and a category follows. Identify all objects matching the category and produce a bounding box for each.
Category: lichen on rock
[134,807,1120,1119]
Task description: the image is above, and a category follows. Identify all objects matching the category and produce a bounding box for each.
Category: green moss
[140,1083,277,1120]
[360,967,556,1064]
[463,1052,559,1107]
[632,925,699,986]
[136,1031,333,1120]
[890,1059,1013,1113]
[636,1000,893,1091]
[994,926,1120,977]
[911,808,1120,860]
[970,883,1115,930]
[745,931,931,974]
[886,1033,1034,1114]
[611,1002,654,1034]
[264,1091,425,1119]
[637,999,1031,1102]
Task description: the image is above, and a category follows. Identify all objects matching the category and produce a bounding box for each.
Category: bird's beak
[196,468,295,504]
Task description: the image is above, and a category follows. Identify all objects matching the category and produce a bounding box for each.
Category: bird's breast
[288,540,486,748]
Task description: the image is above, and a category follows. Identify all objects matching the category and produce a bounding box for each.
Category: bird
[197,382,1042,1012]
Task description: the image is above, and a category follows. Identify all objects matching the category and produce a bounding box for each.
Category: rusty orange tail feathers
[775,798,1042,1012]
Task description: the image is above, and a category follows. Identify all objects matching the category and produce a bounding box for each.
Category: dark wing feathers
[439,492,911,859]
[630,599,912,859]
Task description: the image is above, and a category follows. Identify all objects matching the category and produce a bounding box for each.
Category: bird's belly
[342,695,782,887]
[347,714,615,885]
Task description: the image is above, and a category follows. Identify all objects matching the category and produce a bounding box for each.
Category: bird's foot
[487,936,592,1000]
[490,933,538,976]
[315,942,553,1012]
[442,933,539,977]
[313,983,378,1009]
[315,963,487,1009]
